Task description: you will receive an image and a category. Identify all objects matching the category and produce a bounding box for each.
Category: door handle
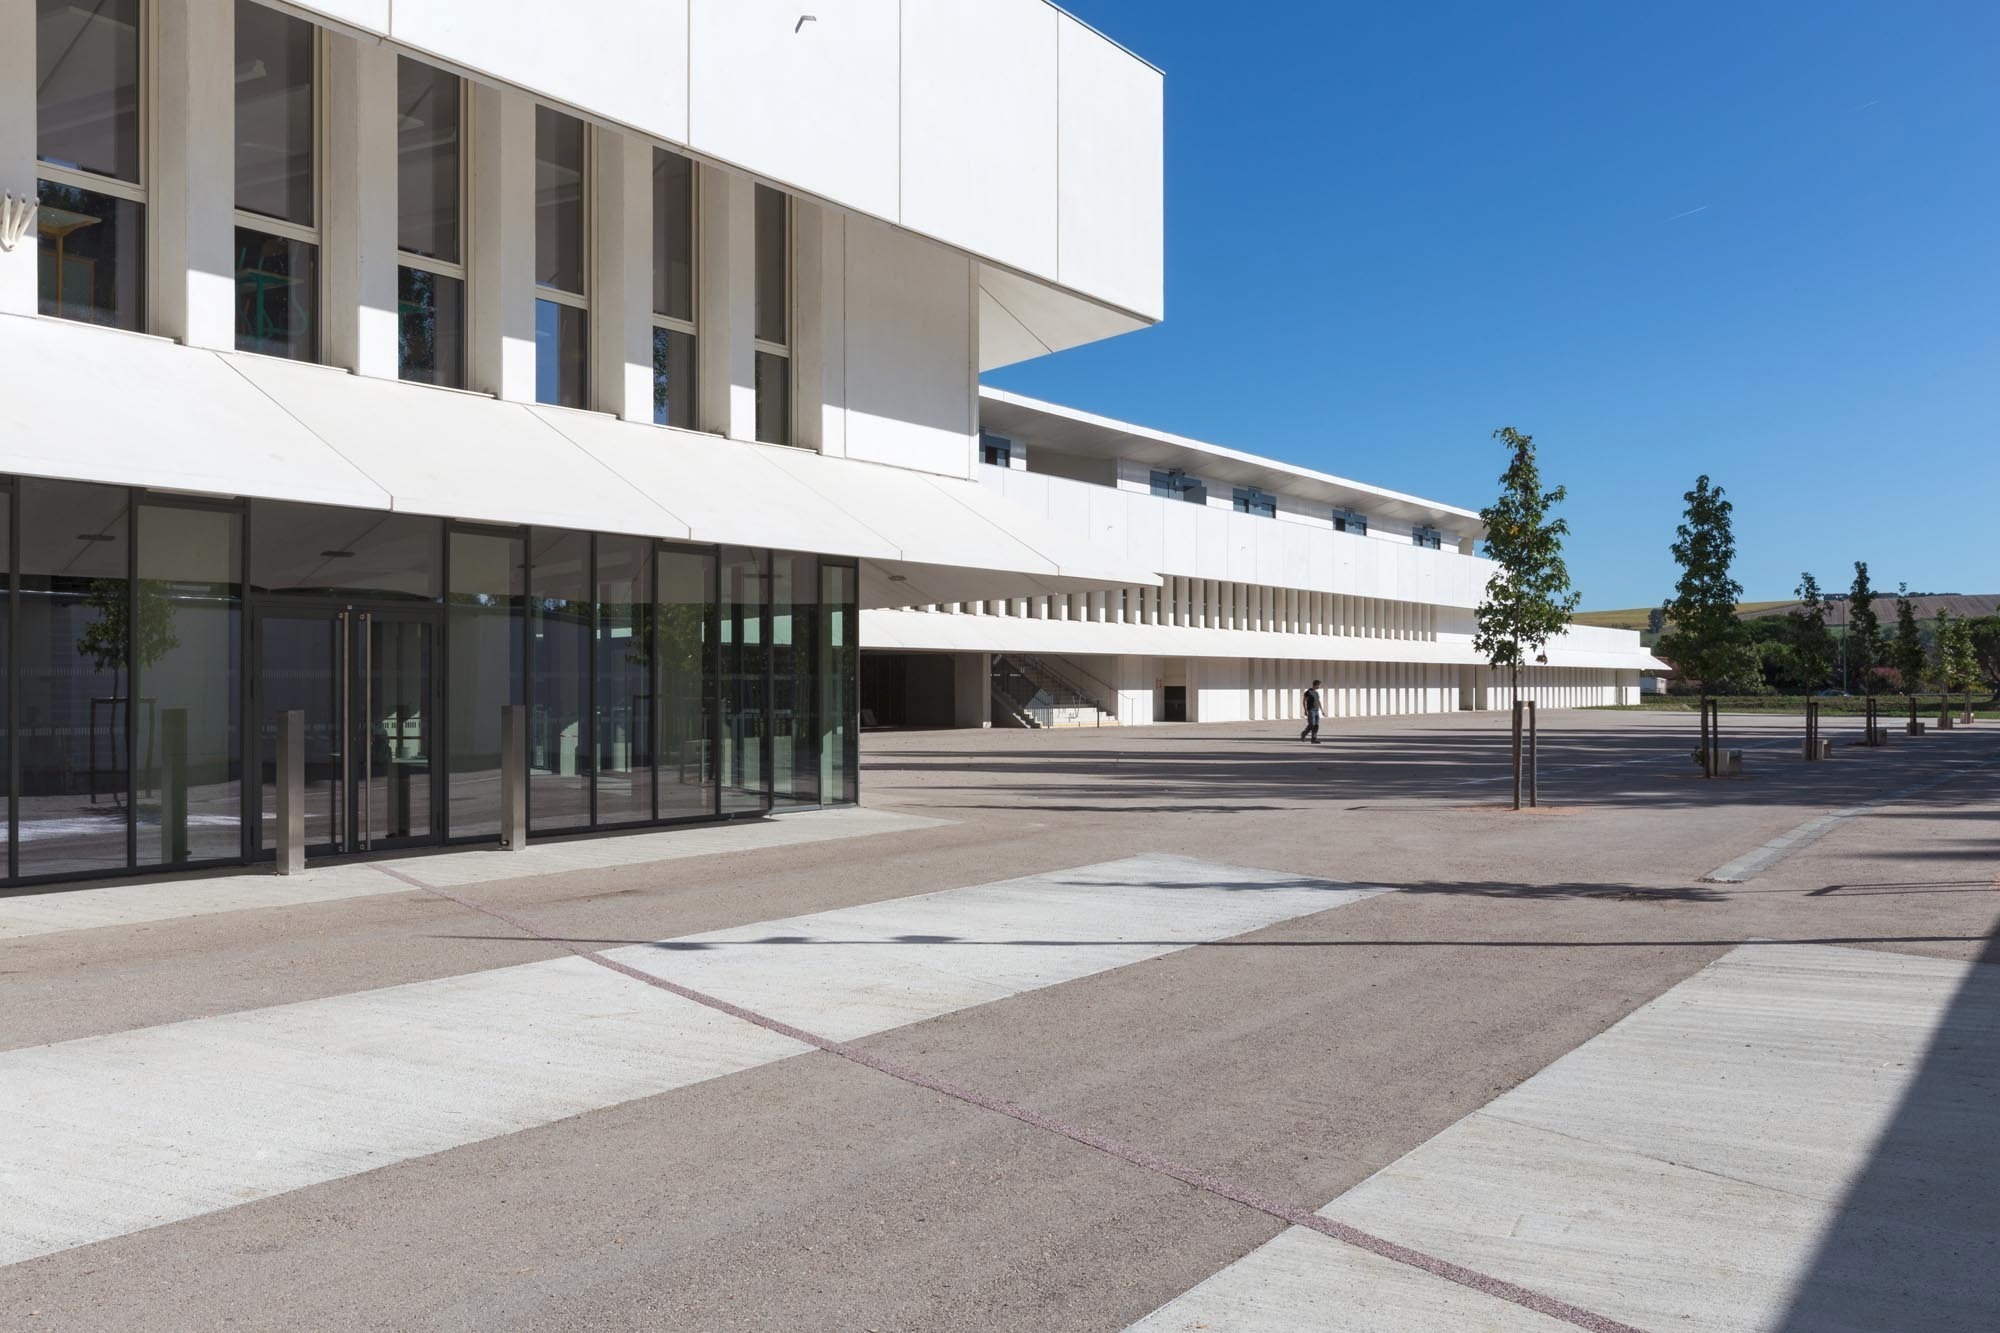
[338,609,350,854]
[360,612,372,850]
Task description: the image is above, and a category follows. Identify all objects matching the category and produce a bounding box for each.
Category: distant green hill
[1578,594,2000,634]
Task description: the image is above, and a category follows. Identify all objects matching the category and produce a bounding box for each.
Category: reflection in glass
[36,0,142,182]
[652,327,696,429]
[595,536,653,825]
[719,547,768,815]
[753,184,787,344]
[18,480,131,878]
[446,529,523,840]
[363,617,436,846]
[249,501,441,601]
[535,106,587,294]
[529,529,591,831]
[755,350,790,446]
[37,180,143,330]
[0,491,11,871]
[656,546,716,820]
[236,228,319,360]
[819,561,859,805]
[235,0,316,226]
[398,267,465,387]
[396,58,460,263]
[771,554,818,808]
[135,507,243,867]
[536,299,588,408]
[255,613,342,855]
[653,149,694,322]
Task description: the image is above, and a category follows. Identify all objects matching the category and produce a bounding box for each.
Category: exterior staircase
[991,654,1118,729]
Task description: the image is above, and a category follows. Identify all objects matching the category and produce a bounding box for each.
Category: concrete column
[469,83,536,400]
[0,0,34,316]
[593,129,653,421]
[325,34,399,378]
[953,652,991,728]
[153,0,235,347]
[696,165,755,439]
[793,200,844,454]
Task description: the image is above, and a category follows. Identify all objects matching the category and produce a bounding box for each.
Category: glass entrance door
[254,605,440,857]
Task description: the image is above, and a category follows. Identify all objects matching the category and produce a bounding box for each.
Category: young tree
[1968,615,2000,704]
[1936,610,1978,719]
[1846,562,1884,696]
[1474,427,1580,704]
[1789,572,1837,690]
[1656,476,1750,704]
[1890,584,1928,724]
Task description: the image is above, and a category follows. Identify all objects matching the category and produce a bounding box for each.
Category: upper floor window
[1333,507,1368,535]
[1150,469,1206,504]
[753,183,791,445]
[1232,486,1276,519]
[534,105,589,408]
[651,149,697,429]
[234,0,319,360]
[36,0,145,331]
[396,58,465,388]
[1411,525,1442,550]
[979,432,1013,468]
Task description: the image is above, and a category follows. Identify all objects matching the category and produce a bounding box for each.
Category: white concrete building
[862,390,1662,728]
[0,0,1164,885]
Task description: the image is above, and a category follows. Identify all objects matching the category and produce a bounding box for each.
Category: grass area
[1574,600,1793,631]
[1621,694,1999,720]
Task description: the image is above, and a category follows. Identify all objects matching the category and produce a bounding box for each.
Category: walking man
[1301,679,1323,744]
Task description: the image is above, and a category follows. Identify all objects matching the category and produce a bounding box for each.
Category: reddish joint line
[376,864,1649,1333]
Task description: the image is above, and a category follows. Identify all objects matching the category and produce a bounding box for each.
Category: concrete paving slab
[0,807,944,942]
[0,855,1374,1268]
[1128,1226,1574,1332]
[1133,943,1998,1333]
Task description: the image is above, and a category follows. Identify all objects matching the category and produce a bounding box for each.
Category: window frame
[394,57,470,387]
[1411,525,1442,550]
[532,103,592,408]
[1333,506,1369,536]
[231,4,324,358]
[1232,486,1276,519]
[649,146,698,428]
[752,183,792,445]
[35,0,150,326]
[979,432,1013,468]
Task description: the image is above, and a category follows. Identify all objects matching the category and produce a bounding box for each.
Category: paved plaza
[2,709,1996,1331]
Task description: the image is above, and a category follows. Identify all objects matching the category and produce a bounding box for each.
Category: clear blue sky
[986,2,1999,609]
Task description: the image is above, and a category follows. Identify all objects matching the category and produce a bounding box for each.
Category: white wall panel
[901,0,1059,280]
[286,1,390,32]
[690,0,898,220]
[1125,496,1166,569]
[1057,14,1165,318]
[1195,510,1230,579]
[839,217,975,475]
[394,0,689,144]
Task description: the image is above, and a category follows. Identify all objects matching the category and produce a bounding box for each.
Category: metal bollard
[274,709,306,875]
[500,703,528,851]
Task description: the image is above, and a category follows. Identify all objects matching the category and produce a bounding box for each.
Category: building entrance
[251,603,442,858]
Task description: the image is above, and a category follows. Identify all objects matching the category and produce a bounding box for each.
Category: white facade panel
[689,0,899,221]
[900,0,1060,281]
[1057,14,1166,319]
[286,1,391,33]
[393,0,690,145]
[839,218,976,475]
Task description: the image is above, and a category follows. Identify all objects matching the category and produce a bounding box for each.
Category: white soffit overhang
[977,264,1152,373]
[0,317,389,508]
[0,316,1157,606]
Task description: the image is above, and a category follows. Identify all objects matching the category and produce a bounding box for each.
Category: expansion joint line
[372,864,1648,1333]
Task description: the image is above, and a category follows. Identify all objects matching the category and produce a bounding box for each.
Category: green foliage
[1846,561,1885,695]
[1934,610,1978,707]
[1890,583,1929,714]
[1788,572,1838,690]
[1967,615,2000,694]
[1656,476,1754,697]
[1474,426,1580,700]
[76,578,182,687]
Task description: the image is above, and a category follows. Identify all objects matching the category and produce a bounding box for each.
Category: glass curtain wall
[819,562,859,806]
[594,535,653,825]
[528,529,591,830]
[445,527,523,840]
[0,480,856,883]
[17,480,132,878]
[656,546,715,820]
[719,547,768,814]
[396,58,466,387]
[35,0,146,330]
[651,150,697,428]
[134,506,243,867]
[534,107,589,408]
[770,554,818,808]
